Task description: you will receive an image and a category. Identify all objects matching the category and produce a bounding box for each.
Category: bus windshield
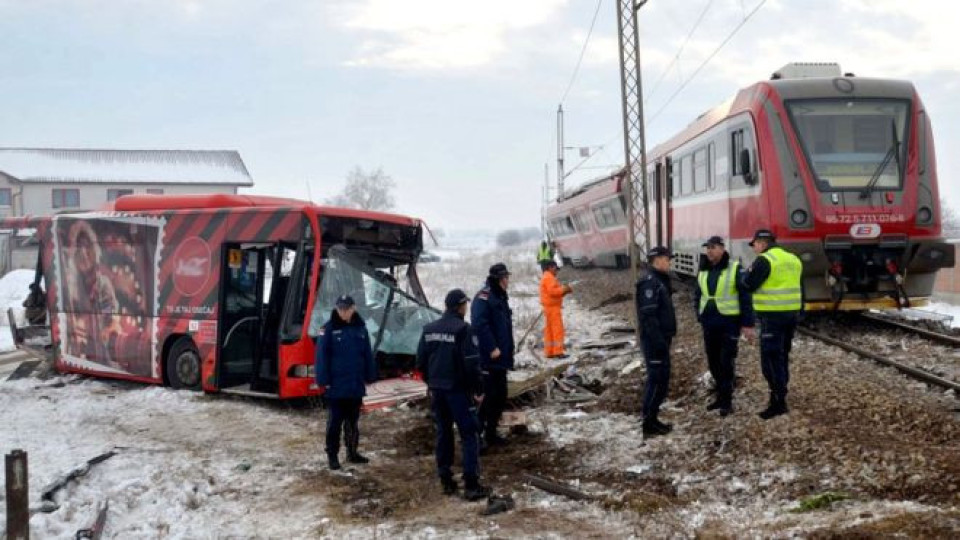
[786,99,908,191]
[308,247,441,361]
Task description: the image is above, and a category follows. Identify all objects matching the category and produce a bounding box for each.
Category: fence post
[5,449,29,540]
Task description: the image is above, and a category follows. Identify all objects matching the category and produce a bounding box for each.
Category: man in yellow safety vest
[693,236,754,417]
[537,241,555,270]
[740,229,803,419]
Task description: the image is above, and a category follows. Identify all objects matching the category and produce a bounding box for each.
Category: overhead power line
[644,0,716,105]
[559,0,604,104]
[647,0,768,125]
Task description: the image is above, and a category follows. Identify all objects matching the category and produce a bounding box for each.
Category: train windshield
[786,99,909,191]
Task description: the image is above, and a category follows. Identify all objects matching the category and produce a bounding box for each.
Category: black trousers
[479,369,507,439]
[640,336,673,420]
[759,314,797,401]
[325,397,362,455]
[431,390,480,479]
[702,319,739,404]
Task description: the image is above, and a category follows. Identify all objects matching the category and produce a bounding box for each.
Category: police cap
[488,263,511,278]
[748,229,776,247]
[444,288,470,309]
[646,246,672,261]
[702,235,724,247]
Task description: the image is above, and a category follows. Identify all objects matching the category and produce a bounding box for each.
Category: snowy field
[1,244,959,537]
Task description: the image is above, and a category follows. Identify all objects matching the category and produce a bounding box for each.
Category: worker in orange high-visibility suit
[539,260,573,358]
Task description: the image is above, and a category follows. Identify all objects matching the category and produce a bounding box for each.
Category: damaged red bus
[6,194,440,400]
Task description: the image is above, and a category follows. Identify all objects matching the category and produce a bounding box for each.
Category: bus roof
[107,194,421,227]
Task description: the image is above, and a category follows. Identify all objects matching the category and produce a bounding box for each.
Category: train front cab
[760,76,955,310]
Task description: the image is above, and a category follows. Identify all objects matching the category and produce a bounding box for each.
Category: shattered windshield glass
[308,249,441,357]
[786,99,908,191]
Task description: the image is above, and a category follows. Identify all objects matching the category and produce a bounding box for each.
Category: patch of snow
[917,301,960,327]
[0,269,36,352]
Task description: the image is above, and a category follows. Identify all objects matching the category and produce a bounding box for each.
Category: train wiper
[859,120,901,200]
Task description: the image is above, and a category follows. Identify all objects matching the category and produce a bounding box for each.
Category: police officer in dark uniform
[693,236,754,416]
[740,229,803,419]
[636,246,677,436]
[315,295,378,470]
[470,263,514,449]
[416,289,491,501]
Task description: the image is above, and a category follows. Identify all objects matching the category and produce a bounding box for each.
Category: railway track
[800,314,960,395]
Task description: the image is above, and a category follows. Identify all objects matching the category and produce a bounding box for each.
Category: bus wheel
[167,337,202,391]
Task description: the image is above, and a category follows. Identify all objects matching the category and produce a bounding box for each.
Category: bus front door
[219,244,266,392]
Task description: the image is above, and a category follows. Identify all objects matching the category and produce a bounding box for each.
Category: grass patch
[789,491,851,513]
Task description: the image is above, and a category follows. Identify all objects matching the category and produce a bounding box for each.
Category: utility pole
[556,104,565,202]
[542,163,550,235]
[617,0,652,336]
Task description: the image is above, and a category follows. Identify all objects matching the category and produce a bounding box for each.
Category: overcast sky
[1,0,958,231]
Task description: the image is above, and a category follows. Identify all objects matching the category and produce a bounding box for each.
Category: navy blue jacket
[315,310,377,399]
[636,268,677,357]
[415,311,483,394]
[693,252,755,328]
[470,278,515,371]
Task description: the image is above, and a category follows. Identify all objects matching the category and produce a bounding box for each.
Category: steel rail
[859,313,960,348]
[797,326,960,394]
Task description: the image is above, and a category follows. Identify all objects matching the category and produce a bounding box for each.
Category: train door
[654,162,664,247]
[662,157,673,250]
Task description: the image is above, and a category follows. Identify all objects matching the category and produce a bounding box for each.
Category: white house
[0,148,254,218]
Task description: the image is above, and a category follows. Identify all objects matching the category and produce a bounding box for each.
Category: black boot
[346,449,369,464]
[706,399,723,411]
[440,475,458,496]
[758,395,788,420]
[717,395,733,417]
[344,422,367,463]
[653,418,673,433]
[463,474,491,501]
[642,418,668,437]
[485,431,508,447]
[327,452,341,471]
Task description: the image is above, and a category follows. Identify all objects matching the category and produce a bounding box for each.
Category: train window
[550,217,576,237]
[786,99,908,191]
[731,129,745,176]
[693,147,708,192]
[572,211,592,233]
[591,199,626,229]
[681,155,693,195]
[670,158,680,198]
[707,142,716,190]
[919,110,927,175]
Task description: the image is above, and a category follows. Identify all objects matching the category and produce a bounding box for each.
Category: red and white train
[545,63,955,310]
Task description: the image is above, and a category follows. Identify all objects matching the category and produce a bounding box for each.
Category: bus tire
[166,336,202,391]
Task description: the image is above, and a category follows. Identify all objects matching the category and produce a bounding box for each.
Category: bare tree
[326,167,396,211]
[941,197,960,238]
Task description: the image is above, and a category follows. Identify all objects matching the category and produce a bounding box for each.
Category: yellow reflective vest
[537,244,553,262]
[698,261,741,316]
[753,246,803,312]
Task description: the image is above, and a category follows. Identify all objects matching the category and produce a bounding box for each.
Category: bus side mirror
[740,148,756,185]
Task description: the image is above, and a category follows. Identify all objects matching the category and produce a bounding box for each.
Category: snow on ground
[0,269,36,352]
[918,301,960,327]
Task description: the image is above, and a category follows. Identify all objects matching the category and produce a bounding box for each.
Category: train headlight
[791,209,808,226]
[800,252,813,262]
[917,206,933,224]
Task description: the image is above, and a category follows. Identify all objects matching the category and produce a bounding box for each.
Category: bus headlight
[289,365,315,378]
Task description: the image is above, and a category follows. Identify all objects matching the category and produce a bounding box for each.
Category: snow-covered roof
[0,148,254,186]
